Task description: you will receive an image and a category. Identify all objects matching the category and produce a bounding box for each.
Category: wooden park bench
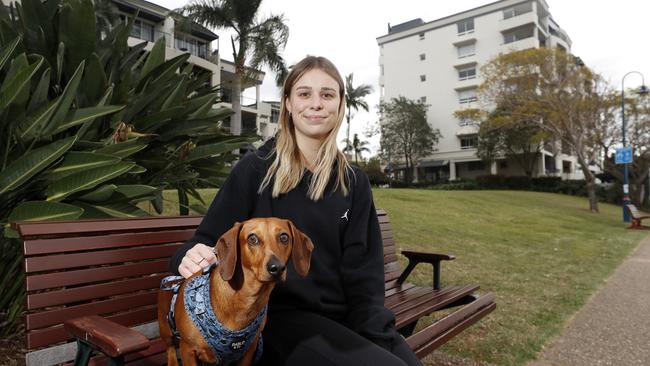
[14,209,495,365]
[625,204,650,229]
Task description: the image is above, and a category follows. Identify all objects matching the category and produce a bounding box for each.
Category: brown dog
[158,218,314,366]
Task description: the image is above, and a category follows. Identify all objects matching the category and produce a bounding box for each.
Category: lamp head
[638,85,649,95]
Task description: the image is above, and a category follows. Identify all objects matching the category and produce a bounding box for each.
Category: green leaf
[185,141,250,163]
[47,151,121,181]
[77,184,118,203]
[0,55,43,110]
[46,161,135,201]
[0,136,77,195]
[18,97,59,140]
[127,164,147,174]
[52,105,125,134]
[84,202,149,218]
[0,36,20,72]
[58,0,95,77]
[44,60,85,134]
[139,37,165,83]
[94,139,148,158]
[26,67,50,114]
[114,185,157,199]
[8,201,83,222]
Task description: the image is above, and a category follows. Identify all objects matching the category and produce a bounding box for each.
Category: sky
[151,0,650,156]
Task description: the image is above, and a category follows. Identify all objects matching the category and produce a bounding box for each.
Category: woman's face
[285,68,341,143]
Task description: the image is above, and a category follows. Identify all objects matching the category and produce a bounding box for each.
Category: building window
[467,160,484,170]
[420,74,426,82]
[503,26,535,44]
[562,160,572,174]
[380,64,384,75]
[175,33,209,59]
[457,18,474,35]
[457,43,475,58]
[499,161,508,169]
[270,108,280,124]
[503,3,532,19]
[458,88,477,104]
[420,96,427,103]
[460,136,478,150]
[419,32,425,40]
[458,66,476,81]
[121,15,155,42]
[419,53,426,61]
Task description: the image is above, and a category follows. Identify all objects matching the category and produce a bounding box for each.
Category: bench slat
[27,291,157,331]
[28,306,158,349]
[15,216,203,239]
[28,274,167,310]
[23,229,194,255]
[26,259,171,291]
[393,285,479,329]
[25,245,178,272]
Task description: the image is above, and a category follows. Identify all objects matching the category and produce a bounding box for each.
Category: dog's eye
[247,234,259,246]
[279,233,289,244]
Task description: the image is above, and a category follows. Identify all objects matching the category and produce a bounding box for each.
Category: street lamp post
[620,71,649,222]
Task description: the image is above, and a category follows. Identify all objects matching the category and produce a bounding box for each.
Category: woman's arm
[340,169,397,350]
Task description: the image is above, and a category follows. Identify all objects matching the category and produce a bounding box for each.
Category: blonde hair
[259,56,351,201]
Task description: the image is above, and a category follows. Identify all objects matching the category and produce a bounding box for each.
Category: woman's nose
[309,95,323,109]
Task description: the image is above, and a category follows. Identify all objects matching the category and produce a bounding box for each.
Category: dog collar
[183,264,266,364]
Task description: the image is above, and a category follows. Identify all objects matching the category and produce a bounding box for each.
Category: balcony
[499,11,537,33]
[499,37,539,53]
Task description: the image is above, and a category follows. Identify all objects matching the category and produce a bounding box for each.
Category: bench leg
[74,339,125,366]
[74,340,93,366]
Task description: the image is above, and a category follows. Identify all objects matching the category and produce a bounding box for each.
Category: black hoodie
[169,138,397,349]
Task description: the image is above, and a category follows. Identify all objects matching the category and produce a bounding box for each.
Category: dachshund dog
[158,218,314,366]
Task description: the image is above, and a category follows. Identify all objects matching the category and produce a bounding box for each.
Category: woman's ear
[285,96,292,115]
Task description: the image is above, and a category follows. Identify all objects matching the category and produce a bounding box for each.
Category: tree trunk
[231,70,243,136]
[575,151,599,212]
[346,111,351,146]
[585,175,599,213]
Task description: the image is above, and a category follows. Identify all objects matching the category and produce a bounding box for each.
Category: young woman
[169,56,421,366]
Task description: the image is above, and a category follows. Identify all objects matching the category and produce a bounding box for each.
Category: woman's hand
[178,243,218,278]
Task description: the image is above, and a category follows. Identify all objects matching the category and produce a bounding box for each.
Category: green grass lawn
[158,188,647,366]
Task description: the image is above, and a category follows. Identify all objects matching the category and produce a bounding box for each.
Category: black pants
[258,310,422,366]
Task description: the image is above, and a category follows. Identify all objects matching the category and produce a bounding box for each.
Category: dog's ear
[287,220,314,277]
[216,222,242,281]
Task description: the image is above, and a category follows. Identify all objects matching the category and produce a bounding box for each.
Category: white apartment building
[377,0,583,183]
[1,0,279,139]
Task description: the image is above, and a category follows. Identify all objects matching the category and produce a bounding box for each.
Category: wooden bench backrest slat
[27,259,170,291]
[23,229,195,255]
[27,292,157,331]
[28,275,167,310]
[14,216,203,238]
[25,244,178,272]
[28,306,158,350]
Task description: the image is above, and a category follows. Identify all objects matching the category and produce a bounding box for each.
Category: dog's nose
[267,257,286,277]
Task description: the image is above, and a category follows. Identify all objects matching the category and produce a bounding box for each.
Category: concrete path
[531,234,650,366]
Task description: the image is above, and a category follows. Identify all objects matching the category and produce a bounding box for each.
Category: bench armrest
[397,250,456,290]
[64,315,150,358]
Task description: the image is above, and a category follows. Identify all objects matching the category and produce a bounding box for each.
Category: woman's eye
[322,93,335,99]
[298,92,310,98]
[247,234,259,245]
[279,233,289,244]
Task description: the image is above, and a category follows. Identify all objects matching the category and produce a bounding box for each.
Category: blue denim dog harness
[160,264,265,364]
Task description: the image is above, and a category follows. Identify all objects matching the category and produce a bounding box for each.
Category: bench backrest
[626,204,640,218]
[16,210,401,358]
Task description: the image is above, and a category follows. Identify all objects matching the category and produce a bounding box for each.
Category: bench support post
[73,339,125,366]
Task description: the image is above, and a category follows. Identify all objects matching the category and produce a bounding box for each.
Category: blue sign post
[616,147,633,222]
[615,147,633,164]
